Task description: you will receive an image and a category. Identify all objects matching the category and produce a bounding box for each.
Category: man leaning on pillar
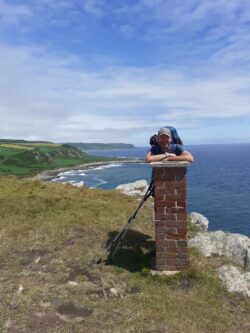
[145,127,194,163]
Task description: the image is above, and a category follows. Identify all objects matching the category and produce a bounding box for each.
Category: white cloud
[0,42,250,144]
[82,0,104,17]
[0,0,32,25]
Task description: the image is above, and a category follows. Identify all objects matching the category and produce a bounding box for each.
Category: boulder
[189,212,209,231]
[116,180,148,196]
[217,265,250,297]
[189,230,250,271]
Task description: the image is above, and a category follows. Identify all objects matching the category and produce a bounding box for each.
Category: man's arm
[146,150,193,163]
[145,151,166,163]
[166,151,193,162]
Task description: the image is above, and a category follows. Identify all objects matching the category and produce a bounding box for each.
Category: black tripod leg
[105,176,155,263]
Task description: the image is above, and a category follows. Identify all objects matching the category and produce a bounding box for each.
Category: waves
[50,163,123,188]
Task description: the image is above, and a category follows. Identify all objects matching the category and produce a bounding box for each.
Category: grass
[0,176,249,333]
[0,142,111,176]
[0,144,33,150]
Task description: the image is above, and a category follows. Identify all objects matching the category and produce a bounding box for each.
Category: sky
[0,0,250,145]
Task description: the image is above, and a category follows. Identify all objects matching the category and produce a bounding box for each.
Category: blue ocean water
[51,145,250,236]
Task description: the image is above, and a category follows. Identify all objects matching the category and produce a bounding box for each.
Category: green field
[0,141,110,176]
[0,176,249,332]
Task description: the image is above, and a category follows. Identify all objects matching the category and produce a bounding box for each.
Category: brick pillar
[151,161,190,271]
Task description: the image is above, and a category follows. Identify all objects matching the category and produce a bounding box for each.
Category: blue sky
[0,0,250,145]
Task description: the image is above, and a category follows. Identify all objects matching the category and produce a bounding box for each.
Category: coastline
[30,159,145,181]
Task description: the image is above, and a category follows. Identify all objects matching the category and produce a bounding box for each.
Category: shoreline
[30,159,145,181]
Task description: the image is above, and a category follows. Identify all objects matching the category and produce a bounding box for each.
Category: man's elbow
[182,152,194,162]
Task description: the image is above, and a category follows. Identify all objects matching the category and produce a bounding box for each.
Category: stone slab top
[150,161,190,168]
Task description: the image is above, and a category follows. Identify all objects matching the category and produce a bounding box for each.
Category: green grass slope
[0,177,249,333]
[0,142,110,176]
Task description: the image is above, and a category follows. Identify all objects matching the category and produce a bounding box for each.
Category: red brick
[177,253,188,259]
[174,194,186,201]
[154,168,166,177]
[174,220,187,227]
[154,187,168,195]
[154,193,165,200]
[156,259,167,265]
[177,227,187,234]
[176,200,186,209]
[176,240,187,247]
[164,200,177,208]
[157,252,177,259]
[156,246,165,252]
[176,247,188,253]
[165,188,177,195]
[174,174,186,181]
[165,240,176,247]
[155,206,164,214]
[155,220,165,227]
[155,232,165,240]
[154,200,168,207]
[155,264,166,271]
[166,259,179,265]
[154,180,165,188]
[165,180,186,188]
[166,232,187,240]
[155,213,166,220]
[176,213,187,221]
[165,227,177,233]
[165,220,179,227]
[156,240,168,245]
[176,188,186,196]
[163,194,178,201]
[166,246,177,252]
[165,213,177,220]
[165,207,186,213]
[166,253,177,259]
[166,168,184,176]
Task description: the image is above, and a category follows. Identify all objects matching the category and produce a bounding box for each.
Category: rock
[109,287,118,297]
[17,284,24,295]
[67,281,78,286]
[34,256,41,263]
[116,180,148,196]
[217,265,250,297]
[189,212,209,231]
[40,301,52,308]
[189,231,250,271]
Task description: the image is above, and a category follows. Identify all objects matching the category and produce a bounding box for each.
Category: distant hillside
[0,141,110,176]
[64,142,135,150]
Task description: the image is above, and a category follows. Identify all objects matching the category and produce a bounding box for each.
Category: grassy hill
[0,176,249,332]
[0,141,111,176]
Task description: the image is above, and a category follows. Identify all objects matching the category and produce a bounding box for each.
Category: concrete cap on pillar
[150,161,190,168]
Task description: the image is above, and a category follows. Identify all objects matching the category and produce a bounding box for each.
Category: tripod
[102,176,154,264]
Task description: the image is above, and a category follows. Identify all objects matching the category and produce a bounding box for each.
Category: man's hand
[165,153,176,157]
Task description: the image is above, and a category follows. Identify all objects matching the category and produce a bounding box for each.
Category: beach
[30,159,144,181]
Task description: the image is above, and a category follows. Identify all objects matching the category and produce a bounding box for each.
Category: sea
[50,144,250,237]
